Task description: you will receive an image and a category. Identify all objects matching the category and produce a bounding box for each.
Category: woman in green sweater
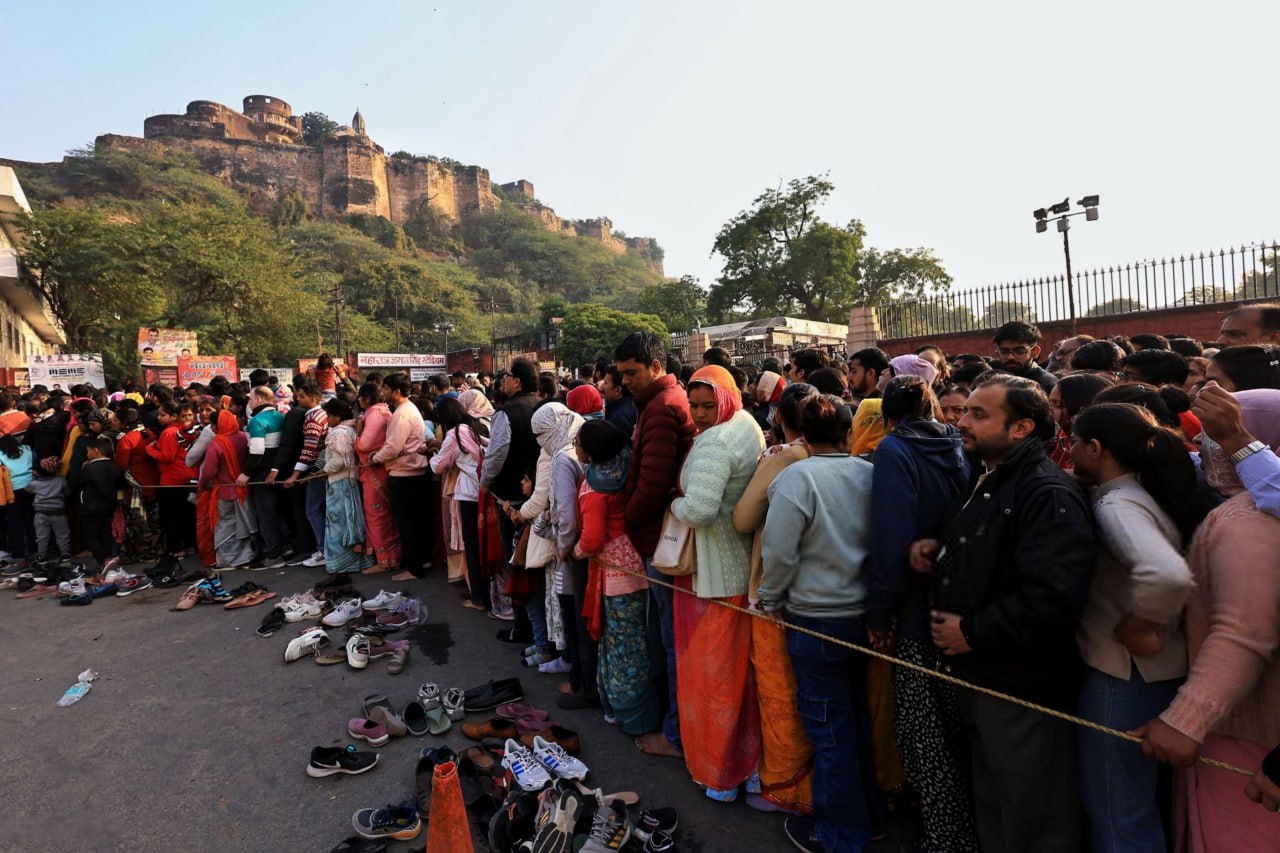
[670,364,765,803]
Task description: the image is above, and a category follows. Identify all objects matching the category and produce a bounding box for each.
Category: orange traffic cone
[425,760,474,853]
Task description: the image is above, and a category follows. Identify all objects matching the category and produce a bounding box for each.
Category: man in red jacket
[615,332,696,759]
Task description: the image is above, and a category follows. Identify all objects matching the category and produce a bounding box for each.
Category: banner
[28,353,105,389]
[137,328,198,366]
[177,355,238,387]
[297,358,318,375]
[239,367,293,383]
[142,364,179,388]
[355,352,446,371]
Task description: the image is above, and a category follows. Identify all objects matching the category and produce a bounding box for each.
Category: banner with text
[142,364,179,388]
[239,367,294,383]
[28,353,105,388]
[137,328,198,366]
[355,352,446,371]
[178,356,238,387]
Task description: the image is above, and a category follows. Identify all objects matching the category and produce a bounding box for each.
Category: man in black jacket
[912,374,1095,853]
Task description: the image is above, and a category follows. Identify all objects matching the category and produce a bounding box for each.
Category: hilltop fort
[86,94,661,271]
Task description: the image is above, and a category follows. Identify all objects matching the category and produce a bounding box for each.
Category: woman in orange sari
[354,383,400,573]
[670,365,765,802]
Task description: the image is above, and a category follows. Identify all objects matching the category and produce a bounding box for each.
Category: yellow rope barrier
[619,565,1253,778]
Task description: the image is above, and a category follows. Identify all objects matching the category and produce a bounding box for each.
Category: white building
[0,167,65,376]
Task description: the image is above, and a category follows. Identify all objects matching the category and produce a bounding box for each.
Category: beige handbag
[651,508,696,577]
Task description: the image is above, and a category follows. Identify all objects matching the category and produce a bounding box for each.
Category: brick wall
[876,301,1240,357]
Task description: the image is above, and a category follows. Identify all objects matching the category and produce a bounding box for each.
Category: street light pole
[1033,195,1099,337]
[1061,219,1076,335]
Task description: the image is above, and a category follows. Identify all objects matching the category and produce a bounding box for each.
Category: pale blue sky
[4,0,1277,299]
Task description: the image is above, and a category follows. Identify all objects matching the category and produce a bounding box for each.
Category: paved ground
[0,562,916,852]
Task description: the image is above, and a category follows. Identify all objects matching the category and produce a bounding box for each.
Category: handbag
[651,507,696,576]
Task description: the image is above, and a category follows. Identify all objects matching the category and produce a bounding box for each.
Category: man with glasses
[992,321,1058,393]
[1048,334,1094,372]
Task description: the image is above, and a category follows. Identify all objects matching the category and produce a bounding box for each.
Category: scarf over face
[531,402,584,457]
[756,371,786,405]
[688,365,742,429]
[212,409,247,503]
[1201,388,1280,496]
[458,388,494,420]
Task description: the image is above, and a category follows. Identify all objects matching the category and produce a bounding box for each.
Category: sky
[4,0,1278,303]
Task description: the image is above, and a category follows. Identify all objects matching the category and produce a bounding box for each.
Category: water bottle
[56,669,97,707]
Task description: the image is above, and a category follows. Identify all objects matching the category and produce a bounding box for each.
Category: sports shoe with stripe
[502,738,552,791]
[580,799,631,853]
[532,735,588,781]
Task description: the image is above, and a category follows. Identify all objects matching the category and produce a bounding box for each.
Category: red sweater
[624,374,696,558]
[115,428,159,498]
[146,425,199,485]
[578,486,626,558]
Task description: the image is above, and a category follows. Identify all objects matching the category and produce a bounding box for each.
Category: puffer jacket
[624,374,696,559]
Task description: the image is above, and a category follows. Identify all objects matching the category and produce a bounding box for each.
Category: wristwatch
[1229,439,1268,465]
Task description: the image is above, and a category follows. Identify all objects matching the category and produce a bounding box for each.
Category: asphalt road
[0,562,915,853]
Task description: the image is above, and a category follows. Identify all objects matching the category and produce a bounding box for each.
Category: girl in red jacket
[572,419,658,736]
[146,401,198,558]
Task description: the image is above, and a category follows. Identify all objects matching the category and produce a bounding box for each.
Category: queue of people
[3,301,1280,852]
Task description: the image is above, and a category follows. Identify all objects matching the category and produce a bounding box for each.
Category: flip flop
[362,694,392,718]
[571,781,640,807]
[461,745,500,772]
[173,584,202,611]
[15,584,55,600]
[496,702,549,721]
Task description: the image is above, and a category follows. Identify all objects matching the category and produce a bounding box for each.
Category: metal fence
[879,240,1280,340]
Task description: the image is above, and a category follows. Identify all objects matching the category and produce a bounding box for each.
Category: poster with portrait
[177,356,238,387]
[28,353,106,389]
[142,364,179,388]
[137,327,198,366]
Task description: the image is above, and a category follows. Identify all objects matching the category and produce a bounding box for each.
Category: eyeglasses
[995,346,1031,357]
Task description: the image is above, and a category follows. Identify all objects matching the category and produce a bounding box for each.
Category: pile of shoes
[2,559,162,603]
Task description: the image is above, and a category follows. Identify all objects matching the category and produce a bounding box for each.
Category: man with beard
[846,347,891,405]
[992,322,1057,393]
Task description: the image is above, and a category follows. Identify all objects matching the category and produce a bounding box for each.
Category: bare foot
[361,566,390,575]
[635,732,683,759]
[391,570,416,582]
[558,682,574,696]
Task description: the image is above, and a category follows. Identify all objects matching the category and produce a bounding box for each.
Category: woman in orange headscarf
[669,365,766,802]
[198,409,256,569]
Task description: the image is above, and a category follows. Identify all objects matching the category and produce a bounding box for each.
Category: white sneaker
[362,589,403,611]
[443,687,467,721]
[418,682,442,710]
[284,628,329,663]
[100,568,129,587]
[301,551,326,568]
[532,735,589,780]
[346,634,370,669]
[503,738,553,791]
[321,598,363,627]
[283,601,322,623]
[59,577,87,596]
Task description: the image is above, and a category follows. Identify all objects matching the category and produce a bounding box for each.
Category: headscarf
[850,397,889,456]
[566,385,605,420]
[459,388,494,420]
[587,446,631,494]
[687,365,742,428]
[1201,389,1280,496]
[86,408,112,428]
[531,402,584,455]
[890,354,938,387]
[212,410,247,503]
[39,456,59,474]
[756,371,786,405]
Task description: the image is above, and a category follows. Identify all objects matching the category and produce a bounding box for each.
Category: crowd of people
[4,302,1280,853]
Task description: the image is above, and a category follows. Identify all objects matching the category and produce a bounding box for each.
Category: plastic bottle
[56,669,97,707]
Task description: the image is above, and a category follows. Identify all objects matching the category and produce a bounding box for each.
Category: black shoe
[646,830,678,853]
[307,745,378,778]
[463,677,522,701]
[496,628,533,644]
[783,816,824,853]
[463,678,524,712]
[555,692,600,711]
[414,752,437,821]
[256,606,287,637]
[634,807,679,843]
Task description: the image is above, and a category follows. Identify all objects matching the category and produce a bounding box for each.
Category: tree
[708,175,950,323]
[276,186,308,229]
[557,303,668,368]
[979,300,1037,328]
[1086,296,1145,317]
[301,112,339,146]
[636,276,706,333]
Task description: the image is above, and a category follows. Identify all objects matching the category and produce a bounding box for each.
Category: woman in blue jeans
[759,394,877,853]
[1070,402,1206,852]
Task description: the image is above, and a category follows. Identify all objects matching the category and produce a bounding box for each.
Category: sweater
[577,480,647,596]
[605,395,638,446]
[1160,492,1280,747]
[760,453,875,619]
[670,409,764,599]
[732,441,809,598]
[114,427,159,498]
[0,444,35,491]
[1077,474,1192,684]
[146,425,198,485]
[245,406,284,480]
[371,400,428,476]
[199,431,248,501]
[79,458,124,515]
[295,405,328,473]
[624,374,697,559]
[429,424,485,501]
[26,475,68,511]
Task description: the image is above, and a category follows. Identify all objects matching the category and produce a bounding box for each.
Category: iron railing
[879,241,1280,340]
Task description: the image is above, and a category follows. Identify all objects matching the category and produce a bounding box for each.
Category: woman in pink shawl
[354,382,401,573]
[1134,388,1280,850]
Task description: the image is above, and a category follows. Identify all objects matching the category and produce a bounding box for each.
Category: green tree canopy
[709,175,950,323]
[1086,296,1146,317]
[557,303,668,368]
[301,112,339,146]
[636,276,706,333]
[980,299,1038,328]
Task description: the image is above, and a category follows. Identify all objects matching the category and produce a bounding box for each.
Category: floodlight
[1057,217,1070,233]
[1086,207,1099,221]
[1077,194,1100,207]
[1033,208,1048,220]
[1050,197,1070,215]
[1036,220,1048,233]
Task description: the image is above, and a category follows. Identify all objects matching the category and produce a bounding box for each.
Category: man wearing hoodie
[866,375,978,853]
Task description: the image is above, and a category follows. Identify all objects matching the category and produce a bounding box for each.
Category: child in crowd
[80,436,125,576]
[27,456,71,563]
[315,354,337,398]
